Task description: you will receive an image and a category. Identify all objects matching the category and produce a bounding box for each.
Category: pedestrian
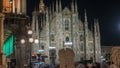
[87,63,93,68]
[101,61,109,68]
[109,62,117,68]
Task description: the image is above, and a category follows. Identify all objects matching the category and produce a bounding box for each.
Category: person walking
[109,62,117,68]
[101,61,109,68]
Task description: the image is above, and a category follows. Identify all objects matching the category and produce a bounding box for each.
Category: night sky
[27,0,120,45]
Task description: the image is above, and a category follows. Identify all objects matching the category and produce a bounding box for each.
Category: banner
[3,33,14,57]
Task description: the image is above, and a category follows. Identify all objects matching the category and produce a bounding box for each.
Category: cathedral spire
[46,8,49,22]
[56,0,59,12]
[75,0,78,13]
[93,18,101,62]
[94,19,97,35]
[49,5,52,21]
[84,9,88,22]
[39,0,45,13]
[93,19,97,62]
[94,19,100,36]
[43,13,46,26]
[49,5,51,14]
[84,9,88,60]
[50,4,53,18]
[52,2,55,16]
[97,19,100,36]
[71,0,75,13]
[59,0,62,12]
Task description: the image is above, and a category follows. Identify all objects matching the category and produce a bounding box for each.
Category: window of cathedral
[80,57,84,61]
[50,34,54,41]
[80,35,83,41]
[79,27,81,31]
[89,43,93,52]
[41,46,44,50]
[90,48,92,52]
[80,45,84,51]
[65,37,69,42]
[90,57,93,60]
[65,20,69,30]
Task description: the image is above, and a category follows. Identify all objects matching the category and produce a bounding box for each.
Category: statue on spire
[39,0,46,13]
[71,0,75,13]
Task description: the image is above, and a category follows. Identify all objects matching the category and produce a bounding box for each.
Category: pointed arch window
[89,43,93,51]
[41,46,44,50]
[80,43,84,51]
[80,45,84,51]
[66,37,69,42]
[51,34,54,41]
[80,35,83,41]
[90,57,93,60]
[65,20,69,30]
[79,25,83,31]
[80,57,84,61]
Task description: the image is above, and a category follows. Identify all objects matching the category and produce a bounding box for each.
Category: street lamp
[29,38,34,43]
[20,39,25,44]
[28,30,33,35]
[34,38,39,44]
[20,28,39,68]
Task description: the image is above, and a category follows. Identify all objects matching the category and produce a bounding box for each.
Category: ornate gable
[62,7,71,14]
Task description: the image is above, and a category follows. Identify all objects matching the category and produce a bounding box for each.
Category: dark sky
[27,0,120,45]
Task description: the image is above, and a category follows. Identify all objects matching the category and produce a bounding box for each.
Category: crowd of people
[32,63,59,68]
[75,61,118,68]
[32,61,118,68]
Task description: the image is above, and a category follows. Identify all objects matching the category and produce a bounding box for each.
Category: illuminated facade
[3,0,12,13]
[0,13,5,67]
[3,0,26,14]
[32,0,101,63]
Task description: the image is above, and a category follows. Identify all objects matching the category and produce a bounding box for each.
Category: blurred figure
[87,63,93,68]
[101,61,109,68]
[76,63,86,68]
[49,64,54,68]
[109,62,117,68]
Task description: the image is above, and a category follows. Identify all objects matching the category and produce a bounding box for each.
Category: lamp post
[28,37,33,68]
[20,28,39,68]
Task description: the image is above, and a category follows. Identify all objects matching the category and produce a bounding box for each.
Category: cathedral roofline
[62,7,71,14]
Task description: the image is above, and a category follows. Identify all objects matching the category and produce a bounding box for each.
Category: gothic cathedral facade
[32,0,101,63]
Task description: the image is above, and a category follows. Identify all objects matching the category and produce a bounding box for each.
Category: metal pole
[30,43,31,68]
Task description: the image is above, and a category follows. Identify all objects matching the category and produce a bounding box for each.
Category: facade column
[17,0,26,14]
[0,13,5,67]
